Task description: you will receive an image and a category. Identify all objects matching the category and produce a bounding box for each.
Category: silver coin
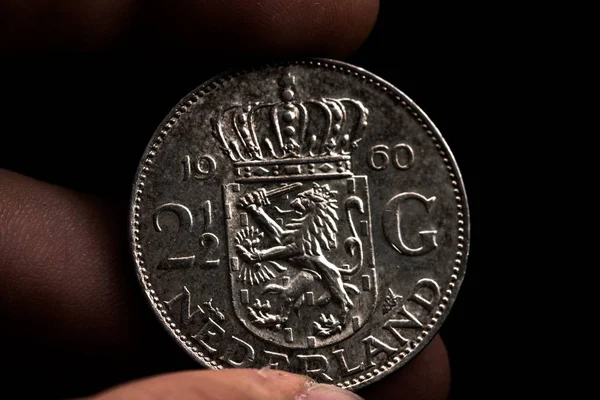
[129,59,469,390]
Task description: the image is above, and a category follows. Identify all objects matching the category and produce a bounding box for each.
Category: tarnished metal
[129,59,469,390]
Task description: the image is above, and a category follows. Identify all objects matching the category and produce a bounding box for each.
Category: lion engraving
[235,183,361,330]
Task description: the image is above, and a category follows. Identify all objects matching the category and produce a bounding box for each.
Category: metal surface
[129,59,469,390]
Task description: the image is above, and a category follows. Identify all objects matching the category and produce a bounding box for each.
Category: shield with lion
[223,177,376,348]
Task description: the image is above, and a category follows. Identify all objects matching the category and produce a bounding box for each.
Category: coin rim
[128,58,470,391]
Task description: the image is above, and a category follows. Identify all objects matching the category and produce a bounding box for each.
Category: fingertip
[90,368,314,400]
[218,0,381,57]
[2,0,380,57]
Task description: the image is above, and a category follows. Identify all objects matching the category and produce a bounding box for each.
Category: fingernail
[303,383,364,400]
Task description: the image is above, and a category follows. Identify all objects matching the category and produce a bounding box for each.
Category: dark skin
[0,1,450,398]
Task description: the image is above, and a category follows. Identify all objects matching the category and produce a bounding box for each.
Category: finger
[1,0,380,57]
[89,369,362,400]
[0,169,143,347]
[357,335,450,400]
[1,168,177,393]
[0,0,135,50]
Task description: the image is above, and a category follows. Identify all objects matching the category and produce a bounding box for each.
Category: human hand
[0,1,450,399]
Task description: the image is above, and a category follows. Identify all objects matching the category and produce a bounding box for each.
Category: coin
[129,59,469,390]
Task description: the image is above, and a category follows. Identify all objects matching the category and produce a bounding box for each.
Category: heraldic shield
[214,72,377,348]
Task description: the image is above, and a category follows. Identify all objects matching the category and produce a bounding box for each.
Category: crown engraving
[210,73,369,182]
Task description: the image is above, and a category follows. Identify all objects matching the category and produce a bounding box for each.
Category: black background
[1,1,496,398]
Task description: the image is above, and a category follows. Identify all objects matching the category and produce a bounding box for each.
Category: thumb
[87,368,363,400]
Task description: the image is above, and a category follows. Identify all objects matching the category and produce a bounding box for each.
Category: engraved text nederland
[131,61,468,390]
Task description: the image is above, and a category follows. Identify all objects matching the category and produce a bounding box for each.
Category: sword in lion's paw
[264,182,302,198]
[238,182,303,208]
